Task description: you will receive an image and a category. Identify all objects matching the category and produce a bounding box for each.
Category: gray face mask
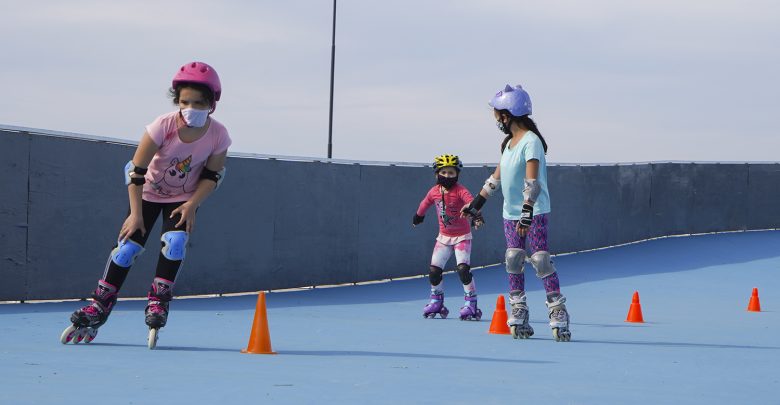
[180,108,209,127]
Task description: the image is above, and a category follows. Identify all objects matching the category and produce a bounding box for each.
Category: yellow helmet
[433,154,463,172]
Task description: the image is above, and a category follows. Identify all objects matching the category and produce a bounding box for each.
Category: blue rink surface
[1,231,779,404]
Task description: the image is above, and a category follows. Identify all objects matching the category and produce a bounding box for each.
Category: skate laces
[147,301,168,315]
[83,303,102,316]
[511,305,528,318]
[84,293,115,315]
[550,307,567,321]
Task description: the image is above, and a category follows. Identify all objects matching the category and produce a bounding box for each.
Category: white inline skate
[507,291,534,339]
[546,294,571,342]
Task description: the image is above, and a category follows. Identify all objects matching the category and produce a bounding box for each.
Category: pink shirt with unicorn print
[142,111,232,203]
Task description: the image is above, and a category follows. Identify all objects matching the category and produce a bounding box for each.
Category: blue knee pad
[111,240,145,268]
[161,231,189,261]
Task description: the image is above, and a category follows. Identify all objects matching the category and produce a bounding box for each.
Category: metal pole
[327,0,337,159]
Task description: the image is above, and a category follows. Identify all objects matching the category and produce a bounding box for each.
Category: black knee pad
[428,266,443,286]
[457,263,472,285]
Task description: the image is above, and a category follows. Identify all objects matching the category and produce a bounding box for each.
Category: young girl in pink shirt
[61,62,231,348]
[414,154,484,321]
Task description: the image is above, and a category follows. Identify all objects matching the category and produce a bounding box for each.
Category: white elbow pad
[523,179,541,202]
[483,176,500,196]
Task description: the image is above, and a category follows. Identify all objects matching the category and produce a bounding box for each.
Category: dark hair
[498,111,548,154]
[168,82,215,109]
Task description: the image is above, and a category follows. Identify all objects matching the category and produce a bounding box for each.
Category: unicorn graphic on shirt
[151,155,192,195]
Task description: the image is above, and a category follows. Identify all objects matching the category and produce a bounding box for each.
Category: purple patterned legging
[503,214,560,295]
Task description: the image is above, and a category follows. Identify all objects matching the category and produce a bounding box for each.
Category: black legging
[103,200,188,290]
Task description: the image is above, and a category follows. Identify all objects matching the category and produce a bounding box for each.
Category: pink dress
[416,182,476,271]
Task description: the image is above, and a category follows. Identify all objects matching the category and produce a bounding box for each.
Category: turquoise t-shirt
[499,132,551,220]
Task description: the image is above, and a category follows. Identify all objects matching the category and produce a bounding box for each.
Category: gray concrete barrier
[2,127,779,300]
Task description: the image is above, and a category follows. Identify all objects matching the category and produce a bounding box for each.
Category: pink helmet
[172,61,222,101]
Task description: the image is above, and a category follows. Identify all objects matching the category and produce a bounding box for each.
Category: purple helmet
[489,84,532,117]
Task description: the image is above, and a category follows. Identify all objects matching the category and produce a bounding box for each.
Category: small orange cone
[241,292,277,354]
[625,291,644,323]
[747,288,761,312]
[488,295,511,334]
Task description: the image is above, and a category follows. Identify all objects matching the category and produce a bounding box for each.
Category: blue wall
[2,128,779,300]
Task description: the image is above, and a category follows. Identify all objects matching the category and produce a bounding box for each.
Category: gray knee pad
[529,251,557,278]
[505,248,527,274]
[161,231,189,261]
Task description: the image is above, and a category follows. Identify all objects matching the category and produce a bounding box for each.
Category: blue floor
[1,231,778,404]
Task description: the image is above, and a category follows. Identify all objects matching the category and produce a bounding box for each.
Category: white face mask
[180,108,209,128]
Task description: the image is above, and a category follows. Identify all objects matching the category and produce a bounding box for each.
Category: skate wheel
[73,327,90,344]
[60,325,77,344]
[553,328,571,342]
[510,325,532,339]
[148,328,159,350]
[84,328,98,343]
[440,307,449,319]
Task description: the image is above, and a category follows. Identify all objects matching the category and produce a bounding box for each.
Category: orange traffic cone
[488,295,511,334]
[625,291,644,323]
[241,292,277,354]
[747,288,761,312]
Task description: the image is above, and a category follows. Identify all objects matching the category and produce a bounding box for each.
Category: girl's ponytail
[497,112,549,154]
[516,115,548,153]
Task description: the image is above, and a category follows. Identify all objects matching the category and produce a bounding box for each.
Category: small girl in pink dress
[413,154,484,321]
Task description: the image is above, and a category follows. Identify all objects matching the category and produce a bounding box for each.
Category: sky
[1,0,779,164]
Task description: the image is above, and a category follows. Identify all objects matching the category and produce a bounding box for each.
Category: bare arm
[187,151,227,207]
[118,133,158,242]
[170,151,228,233]
[127,133,159,217]
[515,158,541,236]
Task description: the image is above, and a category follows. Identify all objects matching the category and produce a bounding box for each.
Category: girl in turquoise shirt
[464,84,571,342]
